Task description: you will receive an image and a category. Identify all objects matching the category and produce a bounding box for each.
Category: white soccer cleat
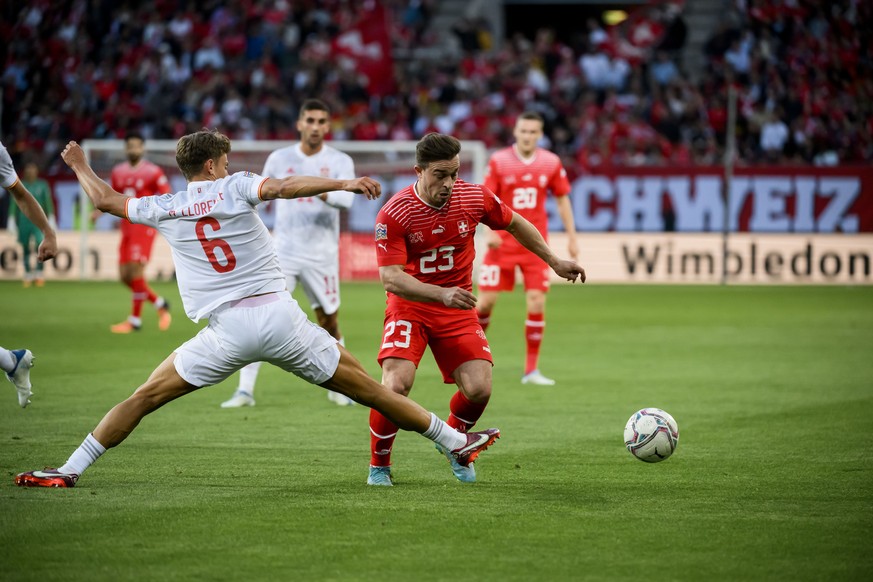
[6,349,34,408]
[327,390,355,406]
[521,370,556,386]
[220,390,255,408]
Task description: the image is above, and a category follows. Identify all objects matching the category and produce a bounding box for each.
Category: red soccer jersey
[483,146,571,254]
[375,179,513,308]
[110,160,171,229]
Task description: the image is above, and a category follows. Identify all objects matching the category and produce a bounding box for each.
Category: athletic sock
[369,410,399,467]
[524,312,545,375]
[143,283,158,304]
[238,362,261,394]
[476,309,491,333]
[154,296,167,310]
[447,390,489,432]
[130,278,148,319]
[422,412,467,451]
[59,433,106,476]
[0,348,15,373]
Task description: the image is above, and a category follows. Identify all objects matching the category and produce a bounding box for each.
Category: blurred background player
[222,99,356,408]
[101,132,173,333]
[9,162,55,287]
[15,133,499,488]
[476,112,579,386]
[367,133,585,486]
[1,140,57,407]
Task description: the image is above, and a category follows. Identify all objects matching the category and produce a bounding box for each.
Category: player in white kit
[1,140,57,407]
[15,130,500,488]
[223,99,356,408]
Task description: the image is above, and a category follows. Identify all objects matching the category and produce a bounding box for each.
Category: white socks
[59,433,107,476]
[0,348,14,373]
[238,362,262,393]
[422,413,467,451]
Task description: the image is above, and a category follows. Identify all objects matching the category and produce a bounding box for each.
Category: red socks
[525,312,545,375]
[447,390,488,433]
[369,410,398,467]
[130,278,158,318]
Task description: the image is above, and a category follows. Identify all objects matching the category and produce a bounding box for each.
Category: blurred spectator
[0,0,869,181]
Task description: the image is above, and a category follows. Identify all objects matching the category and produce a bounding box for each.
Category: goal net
[78,139,488,280]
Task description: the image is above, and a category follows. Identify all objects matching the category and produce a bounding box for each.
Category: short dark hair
[175,129,231,180]
[124,131,145,143]
[299,98,330,118]
[415,133,461,169]
[517,111,544,125]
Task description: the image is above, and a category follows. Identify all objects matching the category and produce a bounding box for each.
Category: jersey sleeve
[550,162,572,197]
[480,185,514,230]
[228,172,269,206]
[261,152,277,178]
[483,157,500,195]
[0,143,20,190]
[374,211,407,267]
[324,153,355,209]
[126,195,160,227]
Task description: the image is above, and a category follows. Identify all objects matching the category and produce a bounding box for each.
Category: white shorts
[283,260,341,315]
[173,291,340,388]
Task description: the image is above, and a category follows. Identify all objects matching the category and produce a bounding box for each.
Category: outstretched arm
[61,141,129,218]
[505,212,586,283]
[7,181,57,261]
[260,176,380,201]
[379,264,478,309]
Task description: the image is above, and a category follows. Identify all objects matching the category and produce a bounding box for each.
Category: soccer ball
[624,408,679,463]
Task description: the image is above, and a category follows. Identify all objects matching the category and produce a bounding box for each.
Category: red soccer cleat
[15,468,79,488]
[451,428,500,468]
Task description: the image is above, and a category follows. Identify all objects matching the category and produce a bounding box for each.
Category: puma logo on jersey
[377,243,388,252]
[431,225,445,234]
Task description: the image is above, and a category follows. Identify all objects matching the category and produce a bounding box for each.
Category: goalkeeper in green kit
[9,162,55,287]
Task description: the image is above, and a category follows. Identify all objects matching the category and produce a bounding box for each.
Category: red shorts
[478,249,551,292]
[378,305,492,383]
[119,223,157,264]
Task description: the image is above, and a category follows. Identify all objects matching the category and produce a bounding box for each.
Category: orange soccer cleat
[157,299,172,331]
[110,320,141,334]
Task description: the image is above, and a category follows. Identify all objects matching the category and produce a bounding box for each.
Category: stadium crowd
[1,0,870,181]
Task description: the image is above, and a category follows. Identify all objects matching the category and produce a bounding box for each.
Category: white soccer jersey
[126,172,286,322]
[0,141,20,189]
[263,144,355,266]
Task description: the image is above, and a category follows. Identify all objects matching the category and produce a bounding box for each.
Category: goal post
[79,139,488,280]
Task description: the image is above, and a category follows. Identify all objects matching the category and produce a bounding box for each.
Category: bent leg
[448,359,492,432]
[321,347,429,432]
[92,353,198,449]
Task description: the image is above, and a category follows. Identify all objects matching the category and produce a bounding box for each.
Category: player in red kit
[367,133,585,486]
[476,112,579,386]
[105,133,173,333]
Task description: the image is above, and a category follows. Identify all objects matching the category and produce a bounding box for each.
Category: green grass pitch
[1,280,871,581]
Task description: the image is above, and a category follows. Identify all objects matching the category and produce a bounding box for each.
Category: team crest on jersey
[375,223,388,240]
[320,167,329,177]
[457,220,469,237]
[539,175,548,187]
[408,231,424,244]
